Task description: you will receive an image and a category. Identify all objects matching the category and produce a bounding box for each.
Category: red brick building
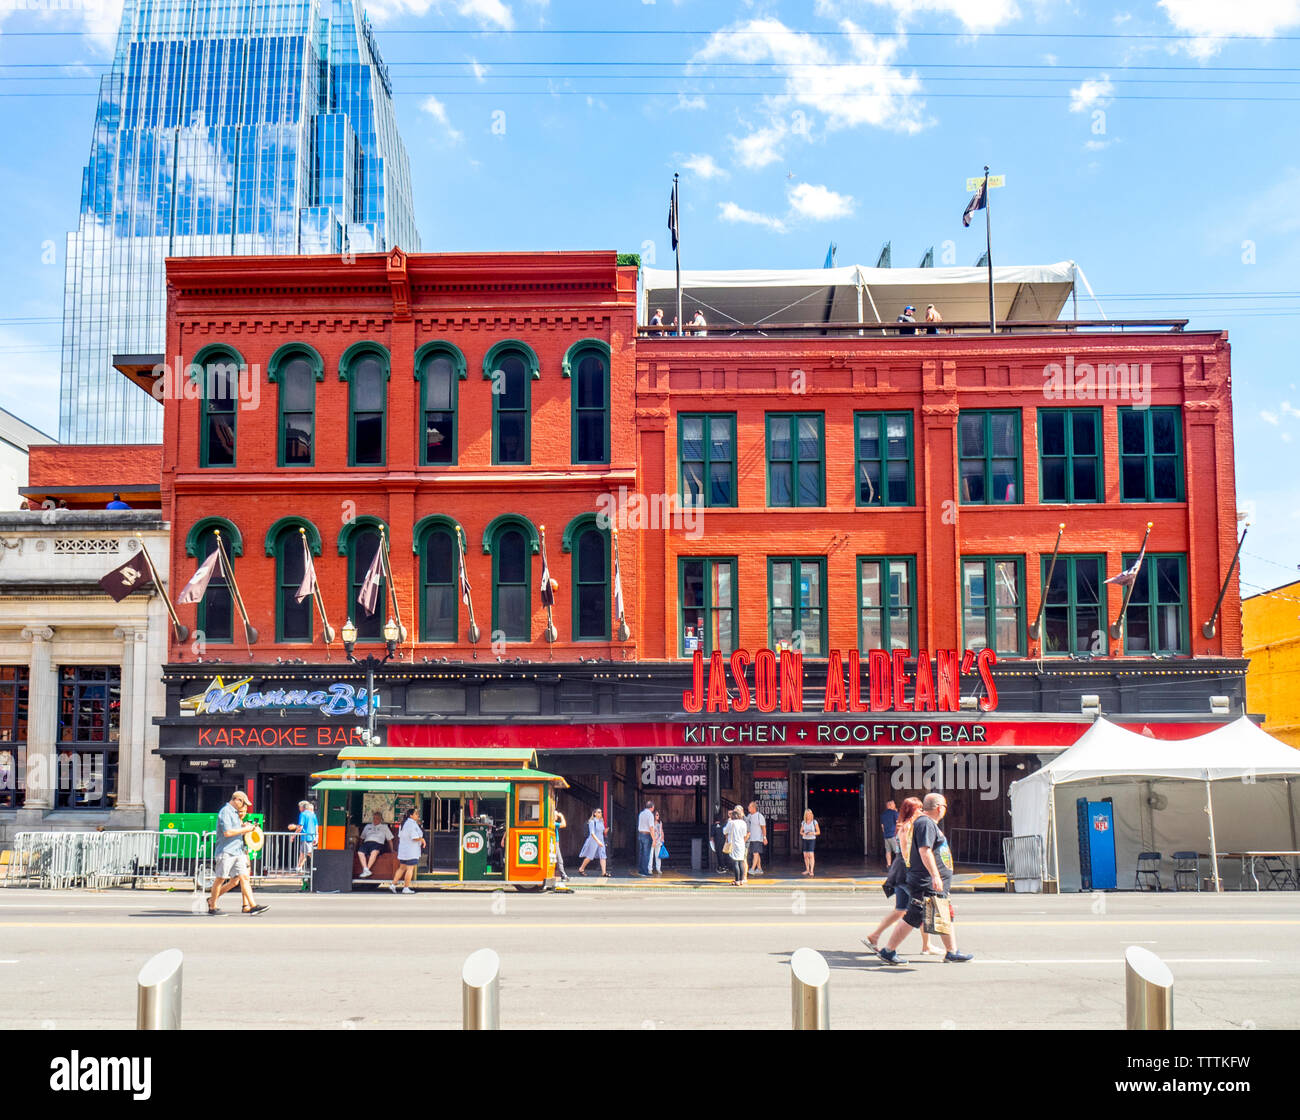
[148,250,1245,869]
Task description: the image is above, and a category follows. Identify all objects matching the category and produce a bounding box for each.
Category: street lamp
[342,617,399,748]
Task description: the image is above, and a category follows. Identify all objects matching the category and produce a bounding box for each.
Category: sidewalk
[562,861,1006,892]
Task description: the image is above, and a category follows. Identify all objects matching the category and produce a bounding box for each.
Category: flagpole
[1028,523,1065,642]
[459,527,481,646]
[299,527,335,646]
[135,532,188,642]
[377,526,407,645]
[1109,521,1154,641]
[215,528,258,650]
[613,527,631,642]
[673,172,683,336]
[540,525,558,645]
[1202,526,1248,640]
[984,165,995,335]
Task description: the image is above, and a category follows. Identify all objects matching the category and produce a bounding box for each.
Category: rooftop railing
[636,318,1190,339]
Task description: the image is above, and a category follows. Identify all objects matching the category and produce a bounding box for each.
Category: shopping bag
[722,840,732,856]
[659,844,669,859]
[923,895,953,936]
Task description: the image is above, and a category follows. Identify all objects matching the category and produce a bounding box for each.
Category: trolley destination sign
[681,648,1000,715]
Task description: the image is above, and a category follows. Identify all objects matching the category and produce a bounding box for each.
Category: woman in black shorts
[799,810,821,877]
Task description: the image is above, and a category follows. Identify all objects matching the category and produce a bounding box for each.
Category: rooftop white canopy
[640,261,1080,327]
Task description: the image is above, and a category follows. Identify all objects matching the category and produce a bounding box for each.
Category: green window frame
[490,521,533,641]
[569,345,610,465]
[1039,554,1104,656]
[768,557,827,656]
[340,343,389,467]
[417,523,459,642]
[269,345,322,467]
[1038,408,1102,504]
[959,409,1022,505]
[678,557,737,658]
[961,555,1026,656]
[854,412,913,506]
[415,343,465,467]
[766,412,825,507]
[195,346,243,468]
[1123,552,1189,655]
[192,527,234,644]
[857,556,916,651]
[484,342,537,466]
[571,525,611,641]
[1119,407,1184,502]
[346,524,388,643]
[274,525,313,643]
[678,413,737,508]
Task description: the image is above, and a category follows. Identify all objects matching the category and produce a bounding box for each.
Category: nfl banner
[98,553,152,602]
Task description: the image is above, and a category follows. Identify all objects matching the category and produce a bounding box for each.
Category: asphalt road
[0,888,1294,1030]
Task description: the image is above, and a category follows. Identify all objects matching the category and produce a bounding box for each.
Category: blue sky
[1,0,1298,596]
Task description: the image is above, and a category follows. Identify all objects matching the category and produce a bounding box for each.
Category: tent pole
[1049,778,1061,892]
[1288,778,1298,851]
[856,282,864,338]
[1205,777,1222,893]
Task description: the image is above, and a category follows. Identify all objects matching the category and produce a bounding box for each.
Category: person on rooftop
[897,306,917,336]
[106,492,131,510]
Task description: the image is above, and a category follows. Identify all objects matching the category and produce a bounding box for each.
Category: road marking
[968,958,1269,965]
[0,960,17,964]
[0,918,1297,930]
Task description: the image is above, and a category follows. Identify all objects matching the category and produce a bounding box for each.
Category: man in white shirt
[747,801,768,875]
[356,811,393,878]
[636,800,656,876]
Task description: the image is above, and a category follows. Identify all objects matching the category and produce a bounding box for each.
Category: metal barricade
[199,830,314,891]
[1002,835,1045,893]
[3,830,208,890]
[948,827,1011,867]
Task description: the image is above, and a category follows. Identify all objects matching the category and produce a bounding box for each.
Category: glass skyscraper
[60,0,422,443]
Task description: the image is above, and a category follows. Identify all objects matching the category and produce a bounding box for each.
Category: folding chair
[1172,851,1200,892]
[1260,856,1298,891]
[1135,851,1162,891]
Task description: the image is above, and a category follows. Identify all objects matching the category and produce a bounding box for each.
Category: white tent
[1008,717,1300,892]
[640,261,1082,327]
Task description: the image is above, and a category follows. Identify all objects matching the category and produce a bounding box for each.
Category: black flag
[668,181,679,250]
[962,179,987,227]
[99,553,152,602]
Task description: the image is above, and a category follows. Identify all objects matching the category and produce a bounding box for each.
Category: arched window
[418,522,459,641]
[565,340,610,465]
[341,344,389,466]
[274,524,314,642]
[270,345,322,466]
[416,344,464,466]
[192,526,234,643]
[344,521,387,642]
[491,524,532,641]
[572,526,610,641]
[196,346,243,468]
[484,342,537,465]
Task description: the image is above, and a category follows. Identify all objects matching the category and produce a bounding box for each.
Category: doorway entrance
[804,771,865,856]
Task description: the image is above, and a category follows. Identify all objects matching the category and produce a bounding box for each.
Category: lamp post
[342,616,399,748]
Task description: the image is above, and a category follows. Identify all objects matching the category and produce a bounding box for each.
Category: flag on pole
[177,548,223,605]
[613,544,626,624]
[98,553,152,602]
[357,541,383,616]
[458,533,473,606]
[295,533,319,605]
[823,242,836,269]
[962,178,987,227]
[1106,543,1148,588]
[668,180,679,251]
[539,544,554,608]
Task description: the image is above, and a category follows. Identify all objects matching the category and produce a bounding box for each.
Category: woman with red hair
[862,796,940,957]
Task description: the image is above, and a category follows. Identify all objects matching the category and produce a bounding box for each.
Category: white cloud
[364,0,514,29]
[788,182,855,220]
[719,202,788,233]
[1261,410,1280,425]
[696,18,928,138]
[1283,401,1300,419]
[469,58,487,82]
[1160,0,1300,58]
[732,121,789,169]
[674,94,708,112]
[458,0,514,28]
[1069,75,1114,112]
[834,0,1023,32]
[683,154,728,180]
[420,96,463,142]
[1283,432,1293,443]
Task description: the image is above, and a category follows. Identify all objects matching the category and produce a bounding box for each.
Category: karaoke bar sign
[681,648,999,715]
[183,676,380,717]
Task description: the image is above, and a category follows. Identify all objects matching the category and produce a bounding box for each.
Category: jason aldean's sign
[681,648,998,715]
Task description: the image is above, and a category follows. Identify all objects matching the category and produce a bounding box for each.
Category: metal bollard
[1124,945,1173,1030]
[137,949,183,1030]
[790,947,830,1030]
[462,948,500,1030]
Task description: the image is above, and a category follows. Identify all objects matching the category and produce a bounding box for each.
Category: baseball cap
[232,790,251,806]
[904,305,915,312]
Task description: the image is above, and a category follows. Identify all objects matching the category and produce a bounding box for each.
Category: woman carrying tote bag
[723,805,749,886]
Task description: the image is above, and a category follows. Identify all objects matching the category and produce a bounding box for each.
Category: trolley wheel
[514,883,545,893]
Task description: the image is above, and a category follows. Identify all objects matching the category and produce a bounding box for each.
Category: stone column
[20,627,56,811]
[112,626,147,815]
